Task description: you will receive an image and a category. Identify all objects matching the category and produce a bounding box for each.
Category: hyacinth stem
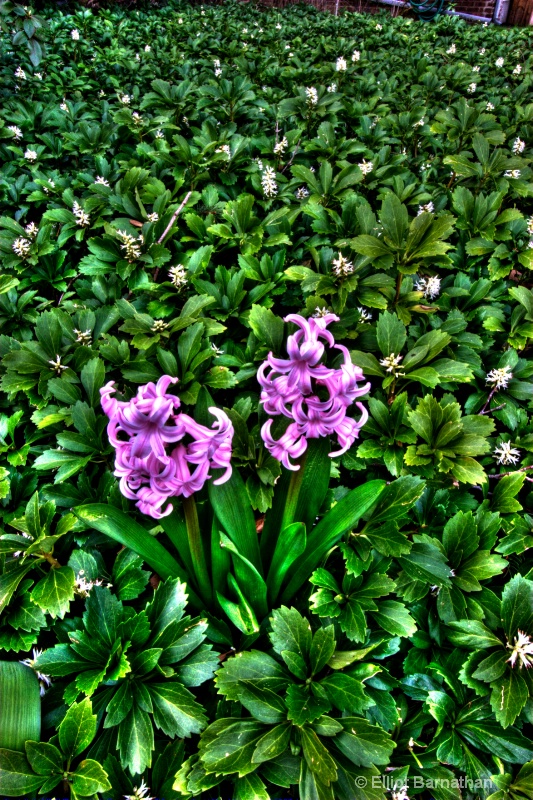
[183,495,212,606]
[280,448,309,534]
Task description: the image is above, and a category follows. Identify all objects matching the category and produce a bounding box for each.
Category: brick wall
[257,0,497,22]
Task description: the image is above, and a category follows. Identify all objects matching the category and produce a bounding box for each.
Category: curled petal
[134,487,173,519]
[100,381,120,420]
[329,403,369,457]
[261,419,307,471]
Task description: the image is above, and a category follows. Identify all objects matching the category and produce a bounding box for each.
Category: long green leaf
[280,480,386,603]
[73,504,203,609]
[267,522,306,604]
[0,663,41,751]
[208,469,262,571]
[261,437,330,569]
[160,505,194,578]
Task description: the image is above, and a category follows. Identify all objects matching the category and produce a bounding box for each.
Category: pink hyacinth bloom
[258,314,370,469]
[101,376,234,519]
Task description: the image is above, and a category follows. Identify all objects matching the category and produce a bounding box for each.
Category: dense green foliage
[0,2,533,799]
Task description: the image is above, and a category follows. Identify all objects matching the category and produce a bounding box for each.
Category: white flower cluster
[413,118,424,128]
[95,176,109,186]
[274,136,288,155]
[496,57,504,67]
[417,201,434,215]
[494,441,520,465]
[71,28,79,40]
[358,159,373,175]
[132,112,143,124]
[48,355,67,374]
[479,48,486,55]
[336,57,347,72]
[151,320,168,333]
[296,187,309,200]
[74,329,92,344]
[486,365,513,390]
[506,630,533,669]
[120,94,131,105]
[527,215,533,249]
[391,786,410,800]
[147,212,159,222]
[332,252,354,277]
[486,102,495,111]
[169,264,187,290]
[7,125,22,140]
[75,570,111,596]
[12,237,31,258]
[513,137,525,154]
[117,229,143,261]
[504,170,521,179]
[24,148,37,162]
[15,66,26,80]
[327,83,337,93]
[215,144,230,156]
[513,64,522,75]
[60,99,68,111]
[472,65,480,73]
[155,129,164,139]
[380,353,405,377]
[305,87,318,106]
[261,166,278,198]
[352,50,360,62]
[358,307,372,322]
[446,44,456,55]
[25,222,38,237]
[415,275,441,299]
[73,201,90,227]
[467,83,477,93]
[124,780,155,800]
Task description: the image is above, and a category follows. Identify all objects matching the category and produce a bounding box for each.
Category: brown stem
[394,272,403,304]
[157,190,192,246]
[479,402,506,415]
[489,465,533,480]
[42,552,61,568]
[479,387,497,415]
[58,275,78,306]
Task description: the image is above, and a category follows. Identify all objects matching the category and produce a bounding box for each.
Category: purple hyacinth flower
[257,313,370,469]
[101,376,234,519]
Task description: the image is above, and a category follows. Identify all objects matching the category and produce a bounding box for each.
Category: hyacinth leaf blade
[210,517,232,603]
[216,577,260,636]
[260,437,331,569]
[266,522,306,604]
[208,467,262,571]
[280,479,386,603]
[72,503,203,609]
[159,504,196,579]
[218,531,268,619]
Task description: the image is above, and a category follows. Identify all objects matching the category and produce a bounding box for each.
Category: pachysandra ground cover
[0,3,533,799]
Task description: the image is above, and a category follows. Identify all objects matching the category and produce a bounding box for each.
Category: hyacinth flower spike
[101,375,234,605]
[258,313,370,469]
[257,313,370,566]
